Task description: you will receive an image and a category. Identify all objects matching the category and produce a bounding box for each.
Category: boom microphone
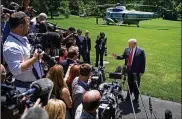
[16,78,53,106]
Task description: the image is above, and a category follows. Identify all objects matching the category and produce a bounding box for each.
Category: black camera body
[89,67,106,89]
[98,82,122,119]
[1,78,53,119]
[1,84,35,118]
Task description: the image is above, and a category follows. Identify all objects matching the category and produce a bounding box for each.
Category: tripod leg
[133,74,149,119]
[126,79,137,119]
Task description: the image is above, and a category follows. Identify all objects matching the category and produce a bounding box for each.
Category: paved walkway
[118,91,181,119]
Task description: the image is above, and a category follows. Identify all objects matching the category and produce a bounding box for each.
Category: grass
[49,16,181,103]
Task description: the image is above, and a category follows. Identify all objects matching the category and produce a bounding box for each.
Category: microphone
[149,97,152,115]
[17,78,53,106]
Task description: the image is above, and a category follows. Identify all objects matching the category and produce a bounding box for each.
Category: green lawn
[49,16,181,102]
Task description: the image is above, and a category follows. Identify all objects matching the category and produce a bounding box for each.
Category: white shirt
[3,32,43,82]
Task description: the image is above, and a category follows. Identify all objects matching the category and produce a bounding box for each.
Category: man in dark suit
[84,30,91,64]
[76,29,88,63]
[95,32,107,67]
[112,39,146,103]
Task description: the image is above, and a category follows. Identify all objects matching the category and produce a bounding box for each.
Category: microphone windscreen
[30,78,53,96]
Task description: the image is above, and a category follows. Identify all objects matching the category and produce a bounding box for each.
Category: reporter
[46,65,72,108]
[72,63,92,117]
[65,64,80,95]
[46,65,72,118]
[45,99,66,119]
[59,46,68,63]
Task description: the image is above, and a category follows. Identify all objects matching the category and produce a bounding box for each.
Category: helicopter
[103,3,158,27]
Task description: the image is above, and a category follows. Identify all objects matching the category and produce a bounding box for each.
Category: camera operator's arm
[4,47,43,75]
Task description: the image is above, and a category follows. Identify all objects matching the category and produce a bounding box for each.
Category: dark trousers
[86,52,90,64]
[126,71,141,100]
[95,48,105,67]
[78,51,88,62]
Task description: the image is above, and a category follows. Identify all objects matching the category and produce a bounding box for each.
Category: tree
[60,0,70,18]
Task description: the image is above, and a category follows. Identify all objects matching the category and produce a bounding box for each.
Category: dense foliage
[2,0,181,20]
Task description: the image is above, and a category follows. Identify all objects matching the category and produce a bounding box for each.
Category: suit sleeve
[117,48,127,60]
[140,50,146,73]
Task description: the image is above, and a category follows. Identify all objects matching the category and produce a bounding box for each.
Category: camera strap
[32,65,40,79]
[9,34,26,47]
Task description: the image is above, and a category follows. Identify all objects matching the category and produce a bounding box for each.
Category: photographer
[29,13,48,33]
[3,12,44,93]
[95,32,107,67]
[72,63,92,117]
[112,39,146,103]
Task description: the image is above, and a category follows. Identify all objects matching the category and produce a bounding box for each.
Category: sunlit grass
[49,16,181,102]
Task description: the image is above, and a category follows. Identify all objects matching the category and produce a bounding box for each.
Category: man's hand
[112,53,117,59]
[22,98,41,113]
[33,49,44,60]
[139,73,143,77]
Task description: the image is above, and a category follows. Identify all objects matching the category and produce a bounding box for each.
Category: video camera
[98,82,123,119]
[28,32,62,50]
[1,78,53,118]
[89,66,106,89]
[97,65,127,119]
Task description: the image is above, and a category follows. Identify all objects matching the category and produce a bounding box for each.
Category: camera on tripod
[89,66,106,89]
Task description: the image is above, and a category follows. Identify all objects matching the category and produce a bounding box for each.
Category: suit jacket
[95,36,107,50]
[60,58,75,74]
[85,36,91,51]
[76,36,87,52]
[117,47,146,73]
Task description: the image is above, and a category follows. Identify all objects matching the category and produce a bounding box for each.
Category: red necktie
[128,49,133,70]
